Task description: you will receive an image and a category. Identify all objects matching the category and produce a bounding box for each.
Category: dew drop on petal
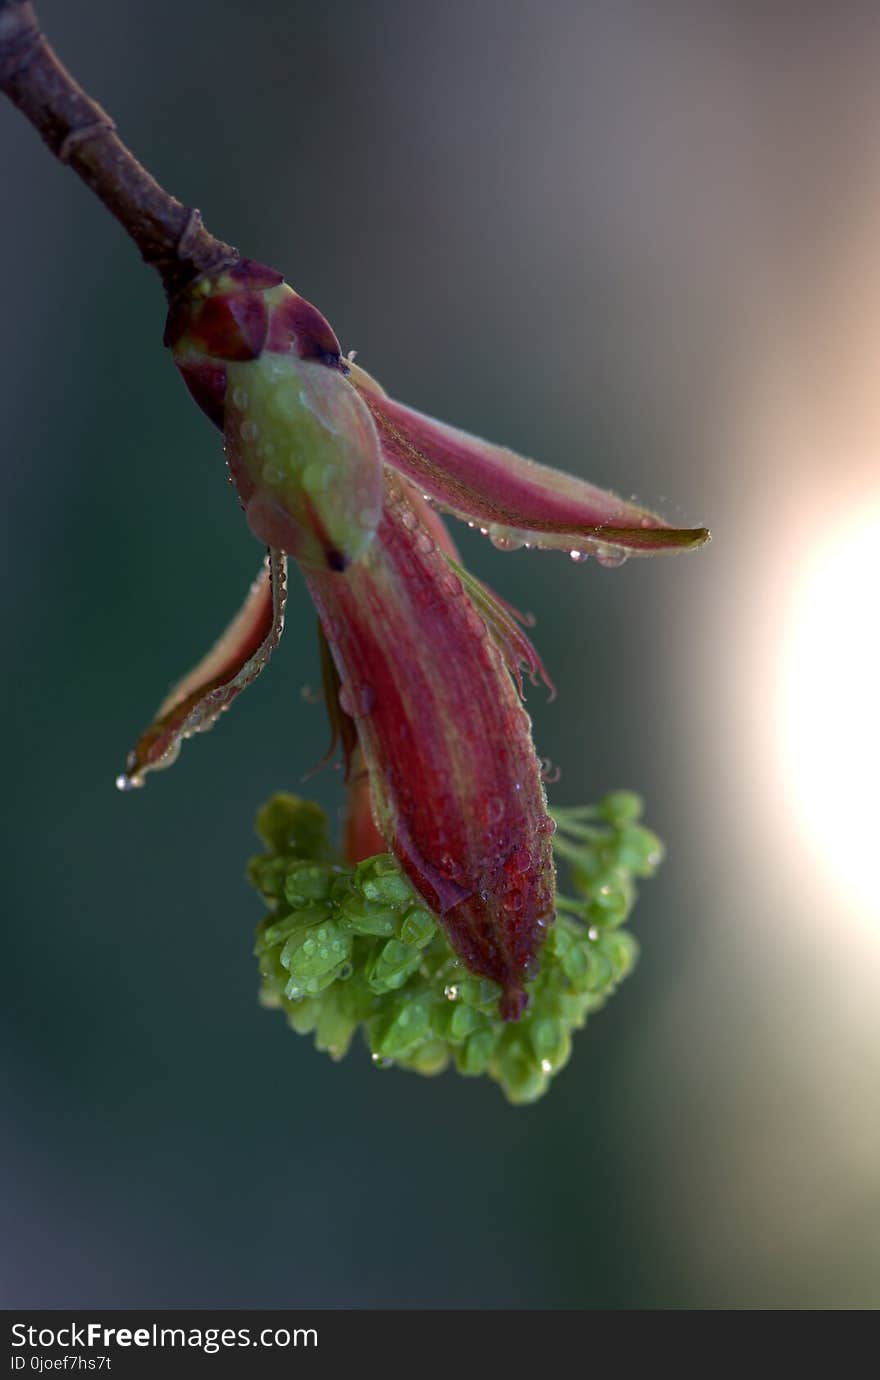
[509,845,532,874]
[415,530,435,554]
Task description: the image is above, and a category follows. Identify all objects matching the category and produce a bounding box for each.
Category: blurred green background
[3,0,879,1308]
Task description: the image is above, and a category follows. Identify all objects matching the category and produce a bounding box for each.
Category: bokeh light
[779,504,880,930]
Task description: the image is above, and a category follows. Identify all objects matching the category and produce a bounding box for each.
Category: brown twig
[0,0,238,299]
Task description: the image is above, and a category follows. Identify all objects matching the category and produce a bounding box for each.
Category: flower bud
[166,259,383,571]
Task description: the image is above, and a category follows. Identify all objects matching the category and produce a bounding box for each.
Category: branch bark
[0,0,238,299]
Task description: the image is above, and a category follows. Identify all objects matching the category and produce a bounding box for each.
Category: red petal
[303,477,556,1017]
[350,365,709,559]
[118,550,287,788]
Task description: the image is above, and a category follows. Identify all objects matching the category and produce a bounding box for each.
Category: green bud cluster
[249,791,662,1104]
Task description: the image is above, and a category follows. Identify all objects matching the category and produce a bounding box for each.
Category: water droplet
[115,772,142,792]
[444,984,459,1001]
[537,816,557,836]
[241,419,259,442]
[540,1059,552,1074]
[465,609,488,640]
[510,846,532,874]
[302,460,331,493]
[595,545,628,569]
[569,549,589,563]
[588,926,599,941]
[232,386,248,409]
[489,530,524,552]
[371,1054,393,1069]
[400,508,417,530]
[438,570,461,597]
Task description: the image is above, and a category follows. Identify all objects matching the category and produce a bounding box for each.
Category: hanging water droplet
[569,549,589,563]
[540,1059,553,1074]
[595,545,628,569]
[115,772,142,792]
[444,984,459,1001]
[489,530,524,552]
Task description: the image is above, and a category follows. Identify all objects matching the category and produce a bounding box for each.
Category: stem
[0,0,238,299]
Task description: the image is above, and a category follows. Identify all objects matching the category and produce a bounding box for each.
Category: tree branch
[0,0,238,299]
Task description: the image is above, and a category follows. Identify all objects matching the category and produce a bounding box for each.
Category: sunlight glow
[779,509,880,927]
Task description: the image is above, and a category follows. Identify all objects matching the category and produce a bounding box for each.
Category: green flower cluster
[249,791,662,1104]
